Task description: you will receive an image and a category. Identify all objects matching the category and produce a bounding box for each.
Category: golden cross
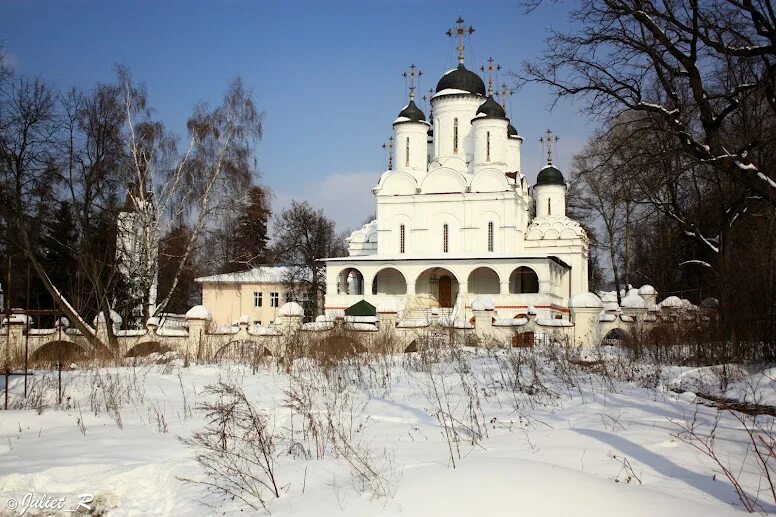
[480,57,501,96]
[382,136,394,170]
[539,129,560,165]
[403,64,422,101]
[446,16,475,65]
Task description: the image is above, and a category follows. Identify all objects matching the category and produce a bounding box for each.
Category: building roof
[395,100,426,123]
[345,300,376,317]
[473,95,507,120]
[435,64,486,96]
[195,265,308,284]
[536,164,565,186]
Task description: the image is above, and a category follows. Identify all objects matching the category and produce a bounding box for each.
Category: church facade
[323,27,589,324]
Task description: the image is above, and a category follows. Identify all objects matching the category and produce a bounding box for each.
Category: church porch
[323,256,571,321]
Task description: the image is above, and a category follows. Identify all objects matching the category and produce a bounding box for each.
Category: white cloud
[271,171,377,234]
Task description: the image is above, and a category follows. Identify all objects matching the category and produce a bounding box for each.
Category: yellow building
[195,266,308,325]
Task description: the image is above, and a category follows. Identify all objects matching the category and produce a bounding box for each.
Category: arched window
[509,266,540,294]
[488,221,494,252]
[453,118,459,153]
[486,131,491,162]
[405,137,410,167]
[548,198,552,215]
[399,224,406,254]
[443,224,449,253]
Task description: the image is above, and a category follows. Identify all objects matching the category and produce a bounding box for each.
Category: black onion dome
[435,64,486,96]
[536,164,565,186]
[396,100,426,123]
[507,124,518,137]
[474,96,507,120]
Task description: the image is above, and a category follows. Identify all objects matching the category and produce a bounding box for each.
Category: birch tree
[118,69,262,319]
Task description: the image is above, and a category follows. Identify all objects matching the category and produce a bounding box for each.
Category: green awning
[344,300,376,317]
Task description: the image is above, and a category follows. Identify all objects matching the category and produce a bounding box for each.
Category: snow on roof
[432,88,473,98]
[493,317,529,327]
[195,265,307,284]
[471,297,496,311]
[185,305,212,320]
[621,292,648,309]
[393,116,429,126]
[345,322,378,332]
[537,318,573,327]
[638,285,657,295]
[569,292,604,309]
[2,314,31,325]
[278,302,304,317]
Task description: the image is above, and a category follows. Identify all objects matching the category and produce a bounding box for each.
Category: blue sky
[1,0,593,231]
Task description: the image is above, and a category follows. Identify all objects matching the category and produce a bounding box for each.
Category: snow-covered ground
[1,347,774,516]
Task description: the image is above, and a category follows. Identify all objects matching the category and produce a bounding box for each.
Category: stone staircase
[400,301,455,322]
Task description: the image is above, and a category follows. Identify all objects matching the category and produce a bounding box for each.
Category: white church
[323,18,589,323]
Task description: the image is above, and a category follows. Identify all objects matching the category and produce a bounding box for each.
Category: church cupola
[430,17,487,161]
[393,64,430,178]
[533,129,566,217]
[474,95,507,120]
[435,64,486,96]
[471,58,508,172]
[396,100,426,123]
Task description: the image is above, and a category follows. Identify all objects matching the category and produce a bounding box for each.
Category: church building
[323,18,589,323]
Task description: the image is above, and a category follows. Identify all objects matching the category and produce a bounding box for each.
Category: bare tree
[272,201,346,317]
[524,0,776,222]
[0,74,101,343]
[118,69,262,319]
[569,132,640,303]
